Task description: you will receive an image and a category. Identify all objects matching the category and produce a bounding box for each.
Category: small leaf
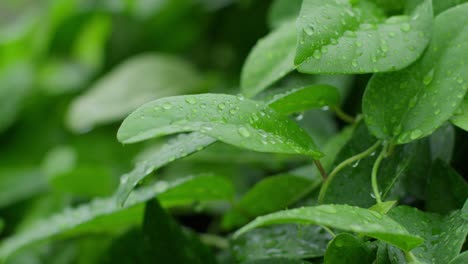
[388,206,468,264]
[117,94,322,158]
[426,160,468,214]
[240,21,297,98]
[375,242,406,264]
[266,84,341,115]
[67,53,202,132]
[234,204,423,251]
[222,170,322,229]
[324,233,375,264]
[363,4,468,143]
[296,0,432,74]
[451,97,468,131]
[0,175,233,260]
[232,224,331,261]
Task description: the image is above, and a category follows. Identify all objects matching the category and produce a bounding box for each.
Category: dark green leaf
[324,233,375,264]
[240,21,296,98]
[0,175,233,260]
[449,251,468,264]
[233,224,331,261]
[235,204,423,251]
[244,258,310,264]
[433,0,468,15]
[388,206,468,264]
[67,54,202,132]
[222,170,322,229]
[296,0,432,74]
[451,97,468,131]
[117,94,322,157]
[426,160,468,214]
[375,242,406,264]
[0,167,46,209]
[429,123,455,162]
[363,4,468,144]
[267,85,341,115]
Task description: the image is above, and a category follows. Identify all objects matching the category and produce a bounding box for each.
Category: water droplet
[313,50,322,59]
[218,103,226,110]
[237,127,250,138]
[423,69,434,85]
[410,129,422,140]
[351,60,358,67]
[200,103,207,108]
[162,102,172,110]
[229,108,237,114]
[400,23,411,32]
[295,113,304,121]
[351,160,360,167]
[303,24,314,35]
[185,97,196,104]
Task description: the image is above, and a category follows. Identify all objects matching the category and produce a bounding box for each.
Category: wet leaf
[324,233,375,264]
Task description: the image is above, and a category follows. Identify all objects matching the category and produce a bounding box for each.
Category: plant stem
[371,143,388,204]
[333,106,356,123]
[321,226,336,237]
[314,159,328,180]
[199,234,229,249]
[318,140,382,203]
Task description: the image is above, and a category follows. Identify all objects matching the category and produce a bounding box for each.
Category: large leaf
[240,21,297,98]
[449,251,468,264]
[233,224,331,262]
[363,4,468,144]
[267,0,302,28]
[388,205,468,264]
[0,175,233,260]
[67,53,201,132]
[295,0,432,74]
[324,233,375,264]
[117,94,322,157]
[433,0,468,14]
[234,204,424,251]
[266,84,341,115]
[426,160,468,214]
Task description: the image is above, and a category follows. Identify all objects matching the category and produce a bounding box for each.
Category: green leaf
[388,206,468,264]
[233,224,331,261]
[0,175,233,260]
[117,94,322,157]
[234,204,423,251]
[320,122,425,207]
[142,200,217,263]
[240,21,296,98]
[451,97,468,131]
[244,258,310,264]
[449,251,468,264]
[222,169,322,229]
[267,0,302,28]
[67,53,202,133]
[375,242,406,264]
[324,233,375,264]
[0,167,46,209]
[116,133,215,205]
[433,0,468,15]
[295,0,432,74]
[426,160,468,214]
[429,123,455,162]
[363,4,468,144]
[266,84,341,115]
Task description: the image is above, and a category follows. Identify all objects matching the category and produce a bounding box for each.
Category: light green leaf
[0,167,46,209]
[388,206,468,264]
[67,53,201,133]
[267,0,302,28]
[295,0,432,74]
[363,4,468,144]
[451,97,468,131]
[116,132,216,206]
[234,204,423,251]
[324,233,374,264]
[117,94,322,157]
[433,0,468,15]
[222,170,322,229]
[0,175,233,260]
[266,84,341,115]
[233,224,331,261]
[240,21,296,98]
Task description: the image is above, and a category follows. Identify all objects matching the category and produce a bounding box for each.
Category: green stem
[199,234,229,249]
[321,226,336,237]
[371,143,388,204]
[333,107,356,123]
[318,140,382,203]
[314,159,328,180]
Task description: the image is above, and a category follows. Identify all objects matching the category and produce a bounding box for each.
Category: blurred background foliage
[0,0,467,263]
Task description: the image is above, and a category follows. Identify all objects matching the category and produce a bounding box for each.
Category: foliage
[0,0,467,263]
